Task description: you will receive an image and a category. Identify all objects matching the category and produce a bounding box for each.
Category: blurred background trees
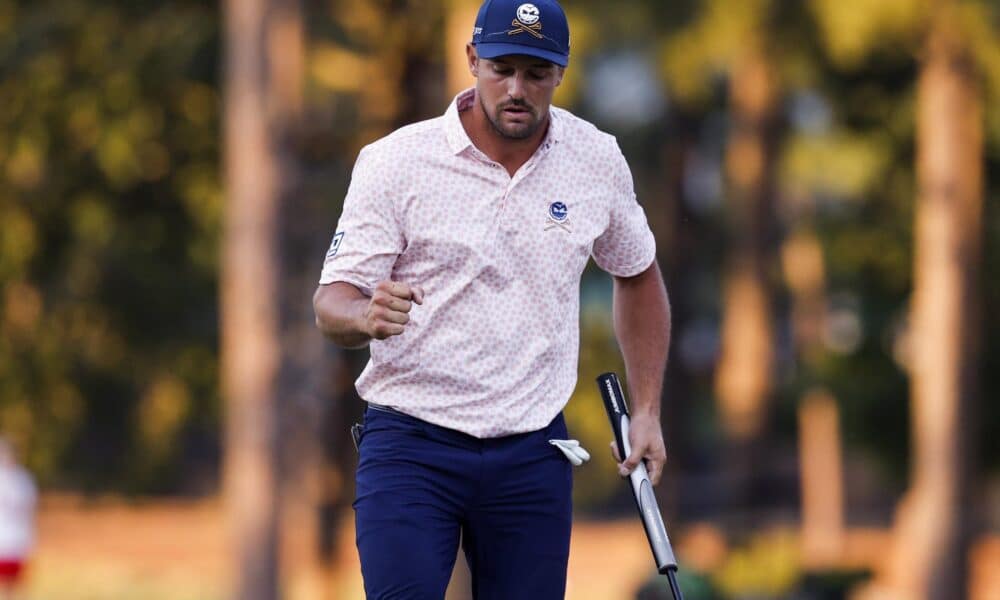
[1,0,999,598]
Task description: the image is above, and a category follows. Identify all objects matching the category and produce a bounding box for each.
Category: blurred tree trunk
[715,45,780,517]
[797,389,845,567]
[654,115,701,518]
[781,228,827,367]
[260,1,344,599]
[716,46,778,441]
[782,229,845,566]
[879,3,982,597]
[222,0,281,597]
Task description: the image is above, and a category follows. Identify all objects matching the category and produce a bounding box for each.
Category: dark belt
[367,401,404,415]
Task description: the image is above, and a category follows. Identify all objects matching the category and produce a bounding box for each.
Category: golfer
[314,0,671,597]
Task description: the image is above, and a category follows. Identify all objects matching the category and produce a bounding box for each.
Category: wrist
[633,408,660,420]
[630,399,660,420]
[352,298,374,340]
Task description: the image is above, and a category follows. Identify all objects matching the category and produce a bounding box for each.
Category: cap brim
[474,42,568,67]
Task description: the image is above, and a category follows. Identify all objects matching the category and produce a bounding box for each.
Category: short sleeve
[318,146,405,294]
[591,144,656,277]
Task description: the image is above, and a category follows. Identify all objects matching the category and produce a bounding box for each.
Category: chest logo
[545,202,571,232]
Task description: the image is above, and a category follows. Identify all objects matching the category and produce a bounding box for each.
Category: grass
[25,495,1000,599]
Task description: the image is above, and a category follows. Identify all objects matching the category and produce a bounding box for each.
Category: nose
[507,72,526,100]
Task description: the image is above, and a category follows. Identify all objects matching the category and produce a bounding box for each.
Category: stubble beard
[481,95,543,140]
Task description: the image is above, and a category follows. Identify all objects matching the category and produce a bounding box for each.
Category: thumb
[411,285,425,305]
[609,440,622,463]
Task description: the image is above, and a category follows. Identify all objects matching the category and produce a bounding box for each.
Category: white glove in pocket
[548,439,591,467]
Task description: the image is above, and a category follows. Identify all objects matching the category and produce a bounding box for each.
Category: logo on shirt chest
[545,201,571,232]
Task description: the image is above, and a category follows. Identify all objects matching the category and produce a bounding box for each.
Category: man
[0,438,36,600]
[313,0,671,597]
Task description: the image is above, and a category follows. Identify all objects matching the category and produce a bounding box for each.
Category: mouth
[501,106,532,117]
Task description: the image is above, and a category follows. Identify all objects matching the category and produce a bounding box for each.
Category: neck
[461,92,549,176]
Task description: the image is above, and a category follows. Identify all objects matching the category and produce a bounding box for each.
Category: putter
[597,372,683,600]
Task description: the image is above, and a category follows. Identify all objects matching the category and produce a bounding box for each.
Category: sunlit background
[1,0,998,598]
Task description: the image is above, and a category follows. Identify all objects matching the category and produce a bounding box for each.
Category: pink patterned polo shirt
[319,88,656,438]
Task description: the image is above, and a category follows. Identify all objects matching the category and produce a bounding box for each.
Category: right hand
[362,280,425,340]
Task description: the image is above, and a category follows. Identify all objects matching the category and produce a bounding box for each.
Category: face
[468,46,564,140]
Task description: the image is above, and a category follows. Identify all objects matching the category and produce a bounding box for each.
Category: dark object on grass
[794,569,872,600]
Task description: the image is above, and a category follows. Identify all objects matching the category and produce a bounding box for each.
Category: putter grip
[597,372,679,574]
[597,372,630,459]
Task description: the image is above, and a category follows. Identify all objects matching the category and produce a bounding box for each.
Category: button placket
[498,148,547,230]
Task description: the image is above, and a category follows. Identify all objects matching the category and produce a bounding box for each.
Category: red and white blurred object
[0,438,37,587]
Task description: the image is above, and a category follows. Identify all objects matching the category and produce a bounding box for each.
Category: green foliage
[711,529,800,598]
[0,0,220,491]
[659,0,775,103]
[780,130,893,199]
[809,0,928,69]
[564,273,628,511]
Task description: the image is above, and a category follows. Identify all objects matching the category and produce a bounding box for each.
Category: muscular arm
[313,280,425,349]
[612,260,671,483]
[313,282,374,348]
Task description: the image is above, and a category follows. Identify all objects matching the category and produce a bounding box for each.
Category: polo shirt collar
[443,88,562,157]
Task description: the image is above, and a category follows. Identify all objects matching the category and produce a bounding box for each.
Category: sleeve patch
[325,232,345,259]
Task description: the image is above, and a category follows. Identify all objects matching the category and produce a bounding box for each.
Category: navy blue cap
[472,0,570,67]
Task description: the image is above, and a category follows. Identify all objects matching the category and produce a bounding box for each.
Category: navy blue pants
[354,405,573,600]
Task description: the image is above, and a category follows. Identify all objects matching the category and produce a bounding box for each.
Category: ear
[466,44,479,77]
[554,65,566,87]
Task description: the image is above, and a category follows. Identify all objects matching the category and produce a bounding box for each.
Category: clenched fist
[362,280,425,340]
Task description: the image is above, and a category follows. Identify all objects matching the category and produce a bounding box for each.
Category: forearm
[612,262,671,418]
[313,282,373,348]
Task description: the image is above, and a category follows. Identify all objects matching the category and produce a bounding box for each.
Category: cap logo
[510,3,543,39]
[516,3,540,25]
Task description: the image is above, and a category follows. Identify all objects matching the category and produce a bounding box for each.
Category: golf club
[597,372,683,600]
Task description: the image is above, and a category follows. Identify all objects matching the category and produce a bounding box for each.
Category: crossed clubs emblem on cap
[509,3,543,39]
